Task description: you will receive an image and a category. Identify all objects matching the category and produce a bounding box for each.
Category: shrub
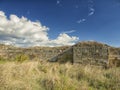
[15,54,29,62]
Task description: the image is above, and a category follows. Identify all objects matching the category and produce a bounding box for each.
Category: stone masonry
[0,41,120,67]
[50,41,120,67]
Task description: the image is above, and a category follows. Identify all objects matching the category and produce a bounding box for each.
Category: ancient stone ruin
[108,47,120,67]
[73,42,108,66]
[49,41,120,67]
[0,41,120,67]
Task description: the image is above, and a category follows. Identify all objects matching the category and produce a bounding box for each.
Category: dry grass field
[0,60,120,90]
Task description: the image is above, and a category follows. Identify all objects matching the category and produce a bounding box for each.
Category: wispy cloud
[77,0,95,24]
[88,0,94,3]
[88,0,95,16]
[56,0,60,4]
[77,19,86,24]
[88,7,95,16]
[62,30,76,34]
[56,0,63,7]
[0,10,79,47]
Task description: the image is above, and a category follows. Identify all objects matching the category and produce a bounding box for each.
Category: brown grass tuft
[0,61,119,90]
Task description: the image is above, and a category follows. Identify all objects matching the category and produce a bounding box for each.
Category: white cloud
[0,10,79,47]
[56,0,63,7]
[88,0,95,16]
[51,33,79,46]
[62,30,76,34]
[77,0,95,24]
[88,0,94,3]
[57,0,60,4]
[88,7,95,16]
[0,11,5,17]
[77,19,86,24]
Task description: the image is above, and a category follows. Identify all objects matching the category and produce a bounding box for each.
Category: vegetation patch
[0,61,119,90]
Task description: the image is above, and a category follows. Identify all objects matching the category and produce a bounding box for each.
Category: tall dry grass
[0,61,120,90]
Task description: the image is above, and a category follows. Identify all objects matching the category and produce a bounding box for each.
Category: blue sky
[0,0,120,47]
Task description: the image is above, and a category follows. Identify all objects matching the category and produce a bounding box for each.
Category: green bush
[15,54,29,62]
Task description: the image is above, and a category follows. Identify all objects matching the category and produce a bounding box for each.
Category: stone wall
[0,45,70,60]
[108,47,120,67]
[73,47,108,65]
[49,47,73,63]
[48,41,120,67]
[0,41,120,67]
[73,42,108,66]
